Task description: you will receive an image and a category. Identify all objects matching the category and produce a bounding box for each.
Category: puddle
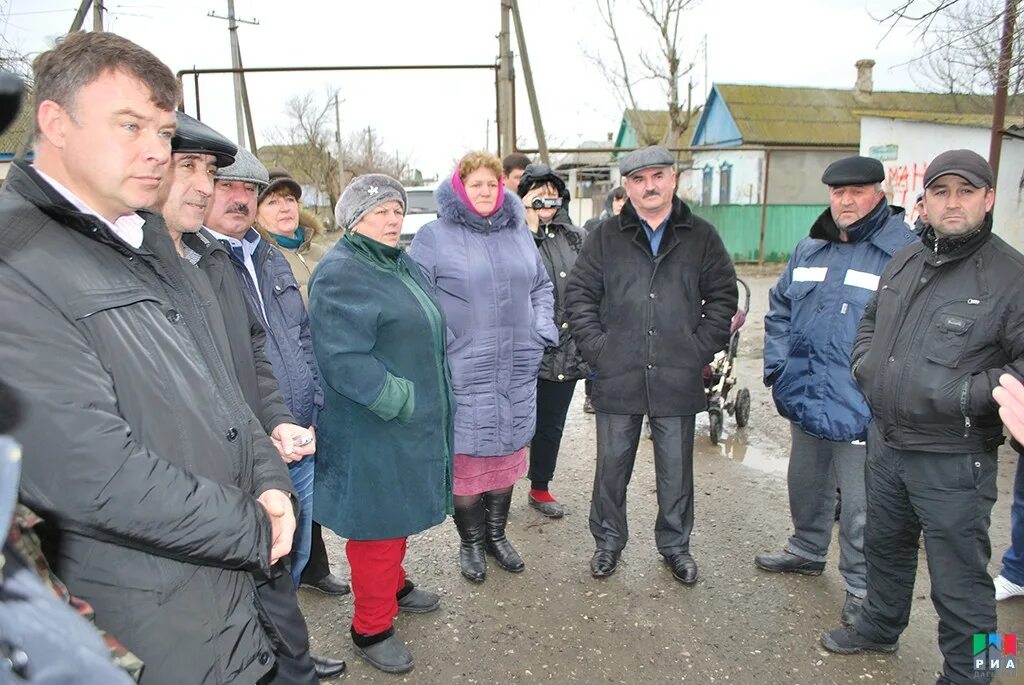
[693,414,789,477]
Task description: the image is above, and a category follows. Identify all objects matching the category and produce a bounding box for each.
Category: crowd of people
[2,29,1024,685]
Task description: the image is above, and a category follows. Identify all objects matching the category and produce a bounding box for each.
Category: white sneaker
[994,574,1024,600]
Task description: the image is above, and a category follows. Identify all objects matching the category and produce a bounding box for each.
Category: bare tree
[344,126,413,183]
[879,0,1021,95]
[262,87,342,209]
[584,0,699,146]
[900,0,1024,95]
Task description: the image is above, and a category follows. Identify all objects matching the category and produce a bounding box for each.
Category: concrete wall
[766,149,854,204]
[860,116,1024,251]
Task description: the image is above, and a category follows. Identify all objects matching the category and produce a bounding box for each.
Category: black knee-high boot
[483,489,525,573]
[452,496,487,582]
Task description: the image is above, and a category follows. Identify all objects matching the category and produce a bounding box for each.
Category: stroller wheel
[735,388,751,428]
[708,407,723,445]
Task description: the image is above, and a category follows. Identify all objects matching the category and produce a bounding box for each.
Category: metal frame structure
[176,63,501,147]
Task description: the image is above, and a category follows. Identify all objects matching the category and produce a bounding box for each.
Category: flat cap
[259,167,302,203]
[924,149,993,189]
[214,146,269,188]
[335,173,406,233]
[618,145,675,177]
[172,112,237,168]
[821,156,885,186]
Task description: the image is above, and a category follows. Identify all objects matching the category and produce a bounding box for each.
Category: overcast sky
[3,0,928,178]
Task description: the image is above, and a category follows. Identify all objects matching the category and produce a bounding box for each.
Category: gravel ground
[301,267,1024,685]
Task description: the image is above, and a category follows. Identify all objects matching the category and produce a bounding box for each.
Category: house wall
[684,150,764,206]
[766,150,855,204]
[860,116,1024,251]
[682,149,851,206]
[690,88,743,146]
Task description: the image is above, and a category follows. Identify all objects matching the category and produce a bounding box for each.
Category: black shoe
[840,592,863,626]
[754,550,825,576]
[396,580,441,613]
[300,573,351,596]
[311,654,347,680]
[590,549,619,578]
[483,490,525,573]
[664,552,698,584]
[820,625,898,655]
[453,497,487,582]
[351,627,413,674]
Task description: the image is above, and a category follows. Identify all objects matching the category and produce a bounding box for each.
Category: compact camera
[530,197,563,210]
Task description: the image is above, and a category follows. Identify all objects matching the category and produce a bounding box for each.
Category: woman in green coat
[307,174,453,675]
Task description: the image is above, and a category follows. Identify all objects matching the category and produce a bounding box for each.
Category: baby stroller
[705,278,752,444]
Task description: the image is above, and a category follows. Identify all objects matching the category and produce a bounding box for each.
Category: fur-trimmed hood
[435,177,525,234]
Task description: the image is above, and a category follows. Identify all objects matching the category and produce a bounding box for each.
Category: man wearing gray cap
[204,148,345,683]
[821,149,1024,685]
[757,156,915,626]
[565,145,737,584]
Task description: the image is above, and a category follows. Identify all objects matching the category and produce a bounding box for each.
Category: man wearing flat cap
[758,156,915,626]
[565,145,737,584]
[821,149,1024,685]
[202,147,347,683]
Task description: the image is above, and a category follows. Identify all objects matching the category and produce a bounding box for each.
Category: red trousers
[346,537,407,636]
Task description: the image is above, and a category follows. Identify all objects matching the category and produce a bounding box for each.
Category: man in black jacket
[0,32,295,684]
[565,146,737,584]
[821,149,1024,685]
[159,113,347,683]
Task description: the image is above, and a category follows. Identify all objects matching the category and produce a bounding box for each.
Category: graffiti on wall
[886,161,928,218]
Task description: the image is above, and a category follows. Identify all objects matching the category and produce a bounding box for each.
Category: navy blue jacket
[764,202,915,441]
[222,231,323,428]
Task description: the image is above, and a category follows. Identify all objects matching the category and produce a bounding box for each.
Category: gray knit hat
[214,146,269,189]
[335,174,407,232]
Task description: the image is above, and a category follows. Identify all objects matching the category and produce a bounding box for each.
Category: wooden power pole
[989,0,1018,186]
[208,0,259,150]
[510,0,549,164]
[497,1,515,158]
[93,0,104,31]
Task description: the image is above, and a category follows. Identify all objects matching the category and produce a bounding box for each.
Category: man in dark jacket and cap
[0,32,296,684]
[565,145,737,584]
[821,149,1024,685]
[160,113,346,683]
[757,156,915,626]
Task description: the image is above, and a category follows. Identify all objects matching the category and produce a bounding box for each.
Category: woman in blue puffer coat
[409,151,557,583]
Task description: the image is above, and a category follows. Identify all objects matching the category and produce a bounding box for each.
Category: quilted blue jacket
[409,179,557,456]
[764,202,915,441]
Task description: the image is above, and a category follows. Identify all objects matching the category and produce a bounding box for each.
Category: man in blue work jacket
[757,156,914,625]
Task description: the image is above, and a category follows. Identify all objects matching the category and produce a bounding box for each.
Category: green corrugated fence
[691,204,826,263]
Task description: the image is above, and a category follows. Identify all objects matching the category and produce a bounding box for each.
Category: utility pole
[989,0,1017,186]
[15,0,93,160]
[70,0,92,34]
[208,0,258,149]
[510,0,549,164]
[497,1,515,158]
[93,0,103,31]
[334,92,345,190]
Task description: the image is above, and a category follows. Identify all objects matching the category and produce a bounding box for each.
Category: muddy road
[301,269,1024,685]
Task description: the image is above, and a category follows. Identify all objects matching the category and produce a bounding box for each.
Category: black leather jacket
[852,215,1024,452]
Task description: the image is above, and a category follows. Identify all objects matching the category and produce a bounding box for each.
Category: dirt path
[302,270,1024,685]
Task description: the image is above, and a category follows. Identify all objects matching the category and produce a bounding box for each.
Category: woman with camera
[409,151,557,583]
[518,164,588,518]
